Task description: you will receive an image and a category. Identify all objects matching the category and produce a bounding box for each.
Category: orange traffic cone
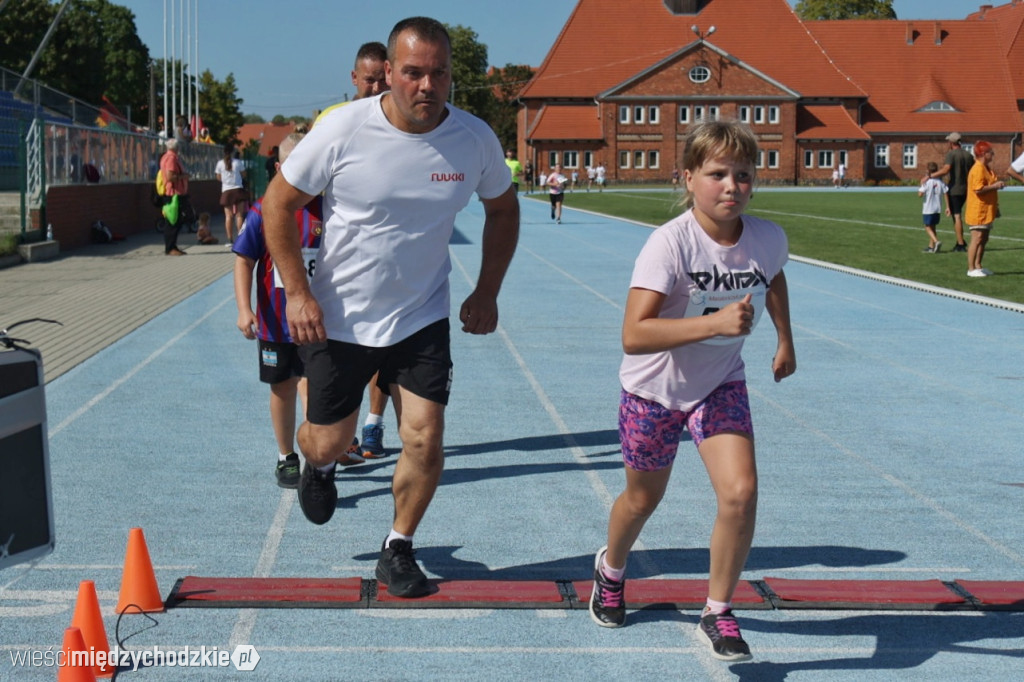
[115,528,164,613]
[57,626,97,682]
[70,580,113,678]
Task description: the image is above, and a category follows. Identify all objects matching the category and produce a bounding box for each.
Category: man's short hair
[164,138,178,150]
[354,41,386,68]
[387,17,450,61]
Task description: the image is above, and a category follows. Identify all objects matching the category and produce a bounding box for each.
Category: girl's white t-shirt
[281,95,510,346]
[215,158,244,192]
[619,209,789,411]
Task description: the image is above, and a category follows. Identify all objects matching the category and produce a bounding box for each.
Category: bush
[0,233,19,257]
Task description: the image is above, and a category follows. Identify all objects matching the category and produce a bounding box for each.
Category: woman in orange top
[964,140,1005,277]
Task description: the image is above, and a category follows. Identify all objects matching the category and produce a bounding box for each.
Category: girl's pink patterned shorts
[619,381,752,472]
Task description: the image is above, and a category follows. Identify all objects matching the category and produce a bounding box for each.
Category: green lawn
[542,188,1024,305]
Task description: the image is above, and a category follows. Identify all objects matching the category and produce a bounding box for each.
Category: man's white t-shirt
[1011,151,1024,174]
[282,94,510,346]
[619,210,789,411]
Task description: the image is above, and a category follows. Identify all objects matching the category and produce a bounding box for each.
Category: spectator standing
[929,133,973,252]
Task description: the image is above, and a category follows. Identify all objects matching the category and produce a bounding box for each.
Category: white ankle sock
[385,529,412,547]
[704,598,730,615]
[601,557,626,582]
[365,413,383,427]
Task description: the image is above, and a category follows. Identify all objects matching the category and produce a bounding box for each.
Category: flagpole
[162,0,168,135]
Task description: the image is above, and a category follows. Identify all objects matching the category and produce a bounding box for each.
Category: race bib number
[684,287,766,346]
[273,247,318,288]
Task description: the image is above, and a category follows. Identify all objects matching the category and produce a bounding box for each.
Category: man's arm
[261,175,324,344]
[929,163,951,180]
[458,186,520,334]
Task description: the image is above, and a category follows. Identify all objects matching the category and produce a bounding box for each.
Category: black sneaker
[697,608,752,662]
[589,546,626,628]
[297,462,337,525]
[275,453,300,489]
[375,539,430,597]
[953,243,968,252]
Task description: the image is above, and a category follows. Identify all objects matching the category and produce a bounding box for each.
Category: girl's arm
[765,270,796,382]
[622,287,754,355]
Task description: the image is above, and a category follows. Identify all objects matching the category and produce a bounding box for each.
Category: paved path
[0,220,233,382]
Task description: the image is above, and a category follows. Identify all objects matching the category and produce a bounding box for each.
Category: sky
[115,0,990,119]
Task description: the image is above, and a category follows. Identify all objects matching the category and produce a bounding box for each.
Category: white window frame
[767,150,779,169]
[548,151,559,168]
[694,105,705,122]
[756,150,765,169]
[563,151,579,169]
[874,144,890,168]
[838,150,848,167]
[804,150,814,168]
[708,105,720,121]
[633,150,645,169]
[619,105,630,124]
[678,105,690,124]
[583,151,594,169]
[633,106,645,124]
[689,65,711,83]
[619,150,630,168]
[902,143,917,169]
[818,150,834,168]
[648,150,660,169]
[738,105,751,123]
[754,106,765,124]
[768,106,780,124]
[648,106,660,125]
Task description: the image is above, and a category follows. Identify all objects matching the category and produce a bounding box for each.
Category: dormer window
[918,101,956,112]
[689,65,711,83]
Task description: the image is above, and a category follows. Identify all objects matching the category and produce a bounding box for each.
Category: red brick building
[517,0,1024,185]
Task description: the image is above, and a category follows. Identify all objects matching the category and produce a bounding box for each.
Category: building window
[708,105,720,121]
[548,151,559,168]
[689,65,711,83]
[874,144,889,168]
[678,105,689,124]
[619,150,630,168]
[648,106,660,125]
[902,144,917,169]
[754,106,765,124]
[563,151,579,168]
[633,151,645,169]
[818,150,834,168]
[804,150,813,168]
[619,105,630,124]
[584,151,593,169]
[694,105,705,122]
[738,105,750,123]
[768,106,780,124]
[767,150,779,168]
[648,150,659,169]
[918,101,956,112]
[633,106,645,124]
[756,150,765,169]
[838,150,848,167]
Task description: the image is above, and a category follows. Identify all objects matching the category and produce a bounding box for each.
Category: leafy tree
[0,0,150,123]
[794,0,897,20]
[198,69,244,147]
[243,113,266,124]
[487,63,534,151]
[445,24,492,119]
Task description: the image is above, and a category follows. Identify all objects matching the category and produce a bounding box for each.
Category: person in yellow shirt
[964,141,1006,278]
[196,127,214,144]
[504,149,523,194]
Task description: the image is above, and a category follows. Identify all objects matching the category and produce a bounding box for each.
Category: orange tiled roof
[796,105,870,141]
[528,104,603,141]
[521,0,865,100]
[966,0,1024,101]
[807,18,1021,134]
[237,122,298,157]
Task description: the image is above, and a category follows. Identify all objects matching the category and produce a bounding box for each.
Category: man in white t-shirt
[262,17,520,599]
[1007,149,1024,185]
[595,162,606,191]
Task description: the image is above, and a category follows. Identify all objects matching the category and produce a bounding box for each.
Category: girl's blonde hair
[678,119,759,209]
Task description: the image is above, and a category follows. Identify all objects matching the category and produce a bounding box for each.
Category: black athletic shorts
[258,340,304,384]
[300,318,453,425]
[948,193,967,217]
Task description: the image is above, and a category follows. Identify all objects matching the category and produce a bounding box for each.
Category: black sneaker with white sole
[589,546,626,628]
[275,453,300,489]
[375,539,430,598]
[697,608,752,662]
[297,462,337,525]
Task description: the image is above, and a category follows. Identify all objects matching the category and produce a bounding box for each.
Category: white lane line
[229,489,294,649]
[48,294,235,438]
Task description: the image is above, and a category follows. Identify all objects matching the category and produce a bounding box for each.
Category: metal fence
[43,122,220,187]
